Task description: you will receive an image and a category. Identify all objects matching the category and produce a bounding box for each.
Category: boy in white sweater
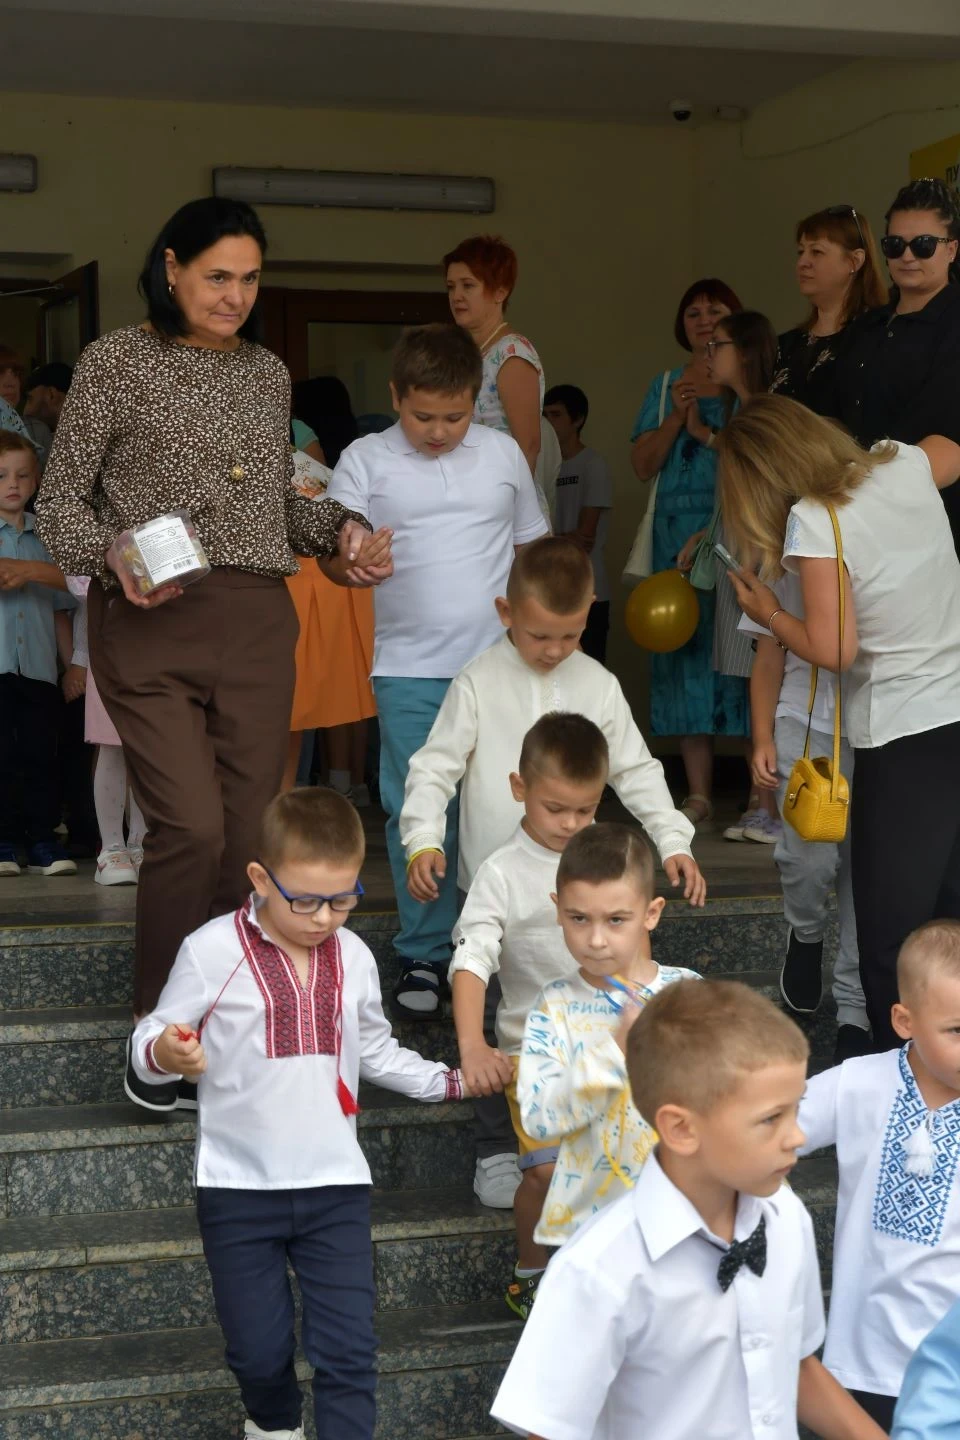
[402,535,704,904]
[450,712,609,1316]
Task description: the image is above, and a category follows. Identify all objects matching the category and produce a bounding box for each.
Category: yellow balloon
[625,569,700,653]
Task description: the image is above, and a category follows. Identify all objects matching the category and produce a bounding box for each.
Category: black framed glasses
[880,233,954,261]
[705,339,734,357]
[826,204,866,252]
[260,863,364,914]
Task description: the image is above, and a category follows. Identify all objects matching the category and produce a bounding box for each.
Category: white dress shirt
[449,824,574,1053]
[491,1151,825,1440]
[131,900,462,1191]
[400,634,694,889]
[325,421,547,678]
[799,1045,960,1396]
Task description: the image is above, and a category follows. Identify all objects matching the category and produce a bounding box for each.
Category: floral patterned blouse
[35,326,366,585]
[474,331,544,432]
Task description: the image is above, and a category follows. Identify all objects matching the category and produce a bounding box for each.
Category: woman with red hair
[445,235,556,516]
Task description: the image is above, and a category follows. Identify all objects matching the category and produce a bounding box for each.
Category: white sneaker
[474,1153,522,1208]
[723,807,765,842]
[244,1422,305,1439]
[95,847,138,886]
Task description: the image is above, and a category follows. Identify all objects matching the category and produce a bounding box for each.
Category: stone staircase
[0,898,840,1438]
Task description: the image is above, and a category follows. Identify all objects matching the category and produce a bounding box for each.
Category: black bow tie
[717,1215,767,1292]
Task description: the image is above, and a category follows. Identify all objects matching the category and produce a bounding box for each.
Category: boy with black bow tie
[492,980,885,1440]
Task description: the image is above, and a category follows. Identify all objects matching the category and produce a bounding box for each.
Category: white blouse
[782,442,960,749]
[131,900,463,1191]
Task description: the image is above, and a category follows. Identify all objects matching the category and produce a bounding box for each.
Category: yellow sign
[911,134,960,190]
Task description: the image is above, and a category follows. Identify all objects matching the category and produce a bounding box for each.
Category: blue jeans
[197,1184,377,1439]
[372,675,460,968]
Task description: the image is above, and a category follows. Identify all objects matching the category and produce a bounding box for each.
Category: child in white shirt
[740,574,869,1064]
[450,712,608,1318]
[324,324,548,1019]
[130,787,470,1440]
[518,823,699,1269]
[401,534,704,902]
[494,979,886,1440]
[798,920,960,1435]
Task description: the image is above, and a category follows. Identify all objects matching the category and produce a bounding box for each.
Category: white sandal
[680,793,714,826]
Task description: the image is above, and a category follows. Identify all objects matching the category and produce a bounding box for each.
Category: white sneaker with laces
[474,1153,522,1208]
[722,807,764,842]
[742,813,783,845]
[243,1422,305,1439]
[95,847,138,886]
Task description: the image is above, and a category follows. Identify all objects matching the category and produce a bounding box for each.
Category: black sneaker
[26,840,77,877]
[779,932,823,1015]
[390,961,445,1021]
[176,1078,198,1111]
[833,1024,874,1065]
[505,1268,545,1321]
[123,1033,178,1113]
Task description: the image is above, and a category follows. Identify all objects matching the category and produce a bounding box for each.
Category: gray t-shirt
[553,446,613,602]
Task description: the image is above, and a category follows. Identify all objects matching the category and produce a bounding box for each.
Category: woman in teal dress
[629,278,748,824]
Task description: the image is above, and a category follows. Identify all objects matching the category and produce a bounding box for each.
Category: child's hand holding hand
[61,664,87,703]
[460,1041,513,1098]
[751,739,780,791]
[407,849,446,903]
[151,1024,207,1079]
[338,524,394,587]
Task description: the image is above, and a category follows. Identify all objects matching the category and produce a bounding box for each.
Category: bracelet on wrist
[767,608,788,651]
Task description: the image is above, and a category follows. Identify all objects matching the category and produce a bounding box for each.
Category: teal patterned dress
[630,368,748,737]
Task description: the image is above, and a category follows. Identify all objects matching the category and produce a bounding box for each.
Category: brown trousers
[89,571,297,1014]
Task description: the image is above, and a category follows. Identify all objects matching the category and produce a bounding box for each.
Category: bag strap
[642,369,671,495]
[801,504,844,801]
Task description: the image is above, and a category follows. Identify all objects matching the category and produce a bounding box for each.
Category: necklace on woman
[478,319,508,353]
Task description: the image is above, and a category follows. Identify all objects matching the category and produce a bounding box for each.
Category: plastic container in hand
[112,510,211,598]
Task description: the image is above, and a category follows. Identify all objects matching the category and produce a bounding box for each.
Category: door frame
[260,286,451,379]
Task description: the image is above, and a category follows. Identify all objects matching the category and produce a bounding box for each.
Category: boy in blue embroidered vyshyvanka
[517,823,699,1258]
[798,920,960,1436]
[130,788,469,1440]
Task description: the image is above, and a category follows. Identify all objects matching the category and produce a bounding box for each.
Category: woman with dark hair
[629,278,747,826]
[445,234,556,517]
[772,204,885,411]
[825,178,960,547]
[35,197,389,1108]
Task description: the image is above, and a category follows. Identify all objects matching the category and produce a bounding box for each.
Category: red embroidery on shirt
[235,907,344,1060]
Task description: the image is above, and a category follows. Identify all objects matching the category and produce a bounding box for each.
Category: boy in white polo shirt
[798,919,960,1435]
[493,980,886,1440]
[450,712,608,1313]
[325,325,547,1018]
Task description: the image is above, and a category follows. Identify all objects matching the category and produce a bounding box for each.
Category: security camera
[669,100,693,123]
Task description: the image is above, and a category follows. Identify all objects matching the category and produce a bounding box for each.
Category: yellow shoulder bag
[782,504,849,843]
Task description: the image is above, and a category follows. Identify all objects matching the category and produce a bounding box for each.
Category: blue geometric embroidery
[872,1046,960,1248]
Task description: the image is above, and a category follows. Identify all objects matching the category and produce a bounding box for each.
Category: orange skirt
[285,559,376,731]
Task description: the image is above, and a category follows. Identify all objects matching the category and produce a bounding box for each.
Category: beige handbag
[622,370,670,586]
[783,505,850,843]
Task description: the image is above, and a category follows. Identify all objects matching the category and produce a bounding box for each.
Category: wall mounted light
[213,166,494,215]
[0,155,38,193]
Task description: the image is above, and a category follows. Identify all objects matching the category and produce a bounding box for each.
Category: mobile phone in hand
[712,540,740,572]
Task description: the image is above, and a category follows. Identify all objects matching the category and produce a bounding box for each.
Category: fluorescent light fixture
[0,155,37,193]
[213,167,494,215]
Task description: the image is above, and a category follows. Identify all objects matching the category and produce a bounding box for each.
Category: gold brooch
[230,464,246,482]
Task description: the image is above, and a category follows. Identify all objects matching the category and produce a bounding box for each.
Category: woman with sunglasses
[629,278,747,827]
[771,205,885,412]
[824,178,960,549]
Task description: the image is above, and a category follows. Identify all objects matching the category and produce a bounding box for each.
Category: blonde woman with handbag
[717,394,960,1052]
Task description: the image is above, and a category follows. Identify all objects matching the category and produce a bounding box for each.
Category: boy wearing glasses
[129,787,469,1440]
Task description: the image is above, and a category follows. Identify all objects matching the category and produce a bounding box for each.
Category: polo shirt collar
[632,1150,779,1261]
[0,513,34,534]
[381,419,482,455]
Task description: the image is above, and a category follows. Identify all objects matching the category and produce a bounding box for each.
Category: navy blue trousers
[197,1184,377,1438]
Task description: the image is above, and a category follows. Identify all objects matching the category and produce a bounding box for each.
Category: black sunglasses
[880,233,954,261]
[826,204,866,252]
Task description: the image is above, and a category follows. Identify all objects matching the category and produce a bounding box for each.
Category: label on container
[133,515,202,586]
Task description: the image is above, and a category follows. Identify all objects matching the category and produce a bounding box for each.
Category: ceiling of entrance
[3,0,960,122]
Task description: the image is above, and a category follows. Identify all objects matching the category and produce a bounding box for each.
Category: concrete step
[0,1089,476,1217]
[0,897,833,1011]
[0,1301,520,1439]
[0,1187,516,1343]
